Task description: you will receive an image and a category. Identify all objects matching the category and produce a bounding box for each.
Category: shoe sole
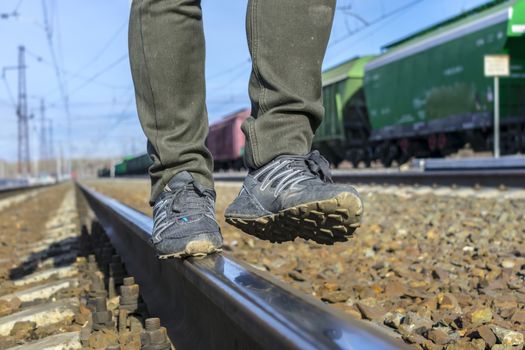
[225,191,363,244]
[157,240,222,259]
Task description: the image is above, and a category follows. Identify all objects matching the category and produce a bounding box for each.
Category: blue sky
[0,0,489,162]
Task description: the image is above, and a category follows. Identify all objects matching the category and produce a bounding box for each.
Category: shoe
[225,151,363,244]
[152,171,222,258]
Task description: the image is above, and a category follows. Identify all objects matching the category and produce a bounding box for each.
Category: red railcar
[206,108,250,170]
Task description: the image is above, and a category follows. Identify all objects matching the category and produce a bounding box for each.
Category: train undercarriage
[318,119,525,168]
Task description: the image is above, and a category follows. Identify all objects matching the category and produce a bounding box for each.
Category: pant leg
[242,0,336,169]
[129,0,213,204]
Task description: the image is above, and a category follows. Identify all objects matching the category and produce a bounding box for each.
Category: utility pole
[17,46,31,177]
[493,77,500,158]
[39,99,48,174]
[48,119,54,160]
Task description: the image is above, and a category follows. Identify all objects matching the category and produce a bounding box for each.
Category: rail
[0,183,52,199]
[78,183,407,350]
[214,169,525,188]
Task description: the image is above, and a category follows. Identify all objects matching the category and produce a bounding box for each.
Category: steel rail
[0,184,33,194]
[213,169,525,188]
[78,183,407,350]
[0,183,50,199]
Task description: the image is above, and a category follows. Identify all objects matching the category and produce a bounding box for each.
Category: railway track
[213,168,525,188]
[0,184,50,201]
[78,183,406,349]
[86,177,525,350]
[1,176,524,349]
[0,183,407,349]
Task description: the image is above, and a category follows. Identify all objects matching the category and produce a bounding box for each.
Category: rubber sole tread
[225,192,362,244]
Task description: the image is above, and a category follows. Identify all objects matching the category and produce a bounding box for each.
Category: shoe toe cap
[154,231,223,258]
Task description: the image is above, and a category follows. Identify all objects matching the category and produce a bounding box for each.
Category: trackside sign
[484,55,510,77]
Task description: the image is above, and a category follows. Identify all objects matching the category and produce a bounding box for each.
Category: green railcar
[114,157,132,177]
[114,163,127,177]
[97,168,111,178]
[314,56,374,166]
[364,0,525,165]
[114,154,152,177]
[126,154,153,175]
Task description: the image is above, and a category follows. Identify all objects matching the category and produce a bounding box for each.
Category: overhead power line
[1,74,17,108]
[327,0,425,61]
[329,0,426,48]
[42,0,72,149]
[47,53,128,106]
[207,58,251,81]
[0,0,24,19]
[208,64,251,92]
[25,49,129,91]
[12,0,24,16]
[68,19,128,80]
[66,54,129,96]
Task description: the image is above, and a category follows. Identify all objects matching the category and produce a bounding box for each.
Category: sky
[0,0,490,162]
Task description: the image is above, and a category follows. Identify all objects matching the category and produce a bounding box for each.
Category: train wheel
[323,153,342,168]
[346,149,358,168]
[397,153,410,166]
[503,128,522,155]
[428,134,437,152]
[397,139,411,165]
[380,144,397,168]
[437,133,447,151]
[380,156,393,168]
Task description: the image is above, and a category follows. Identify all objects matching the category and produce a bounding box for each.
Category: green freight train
[315,0,525,167]
[114,154,153,177]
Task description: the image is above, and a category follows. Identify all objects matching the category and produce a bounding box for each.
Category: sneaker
[152,171,222,258]
[225,151,363,244]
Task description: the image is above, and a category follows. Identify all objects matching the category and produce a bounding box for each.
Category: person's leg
[129,0,213,205]
[129,0,221,258]
[225,0,363,244]
[242,0,336,169]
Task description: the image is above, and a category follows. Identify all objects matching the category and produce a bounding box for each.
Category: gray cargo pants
[129,0,336,203]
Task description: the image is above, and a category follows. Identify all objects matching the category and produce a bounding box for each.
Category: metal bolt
[150,328,169,345]
[95,296,107,312]
[145,318,160,331]
[142,318,170,350]
[120,276,140,313]
[88,254,98,272]
[109,255,125,285]
[92,295,115,330]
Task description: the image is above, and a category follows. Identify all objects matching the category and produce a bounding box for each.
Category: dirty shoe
[225,151,363,244]
[152,171,222,258]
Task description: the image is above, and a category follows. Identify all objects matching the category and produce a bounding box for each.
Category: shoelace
[254,151,333,197]
[170,184,215,217]
[152,183,215,239]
